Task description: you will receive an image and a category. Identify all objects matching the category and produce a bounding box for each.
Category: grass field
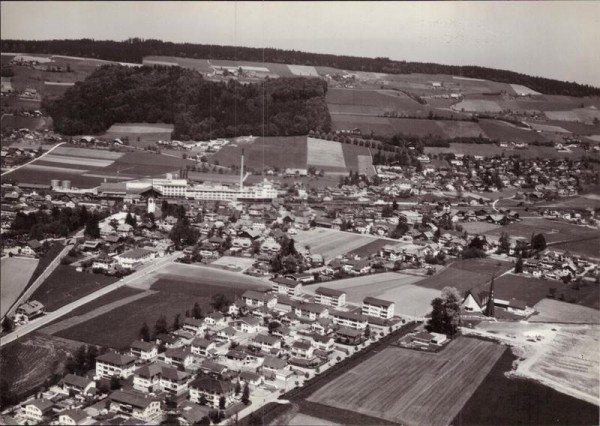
[387,118,447,137]
[308,337,505,426]
[460,221,502,234]
[0,114,52,131]
[452,99,503,113]
[436,121,487,138]
[0,333,82,397]
[340,143,372,174]
[293,228,385,260]
[29,266,119,312]
[477,119,549,143]
[326,88,426,114]
[306,137,346,171]
[102,123,174,147]
[331,114,396,136]
[0,257,39,318]
[531,299,600,323]
[527,122,571,133]
[455,348,599,425]
[211,136,307,171]
[288,65,318,77]
[425,142,503,157]
[415,262,495,295]
[302,272,435,317]
[484,217,599,244]
[545,108,600,124]
[346,239,391,258]
[551,237,600,259]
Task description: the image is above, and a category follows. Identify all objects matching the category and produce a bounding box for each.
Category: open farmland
[340,143,373,174]
[0,334,82,397]
[531,299,600,324]
[510,84,541,96]
[0,114,52,131]
[551,237,600,259]
[436,121,488,138]
[331,114,396,136]
[326,88,426,115]
[387,118,447,137]
[415,261,498,294]
[292,228,385,260]
[545,108,600,124]
[102,122,174,147]
[478,119,549,143]
[467,322,600,406]
[484,218,598,244]
[460,221,502,234]
[452,99,503,113]
[288,64,319,76]
[8,145,194,187]
[307,137,346,172]
[425,142,503,157]
[53,265,267,350]
[29,266,119,312]
[527,122,571,133]
[308,337,505,426]
[0,257,39,318]
[210,136,307,171]
[302,272,435,317]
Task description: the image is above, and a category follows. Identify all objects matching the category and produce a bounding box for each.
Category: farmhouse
[109,389,162,423]
[362,297,395,320]
[314,287,346,308]
[95,352,137,379]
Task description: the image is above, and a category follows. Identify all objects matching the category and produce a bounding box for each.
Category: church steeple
[485,275,495,317]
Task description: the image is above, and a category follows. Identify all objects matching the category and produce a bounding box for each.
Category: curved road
[0,252,179,347]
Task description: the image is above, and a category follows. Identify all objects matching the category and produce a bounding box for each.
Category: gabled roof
[272,276,301,287]
[189,376,234,394]
[26,398,53,411]
[315,287,345,297]
[96,352,136,366]
[363,297,393,308]
[262,355,287,370]
[130,340,157,352]
[191,338,213,349]
[60,373,94,389]
[60,409,87,422]
[109,389,159,409]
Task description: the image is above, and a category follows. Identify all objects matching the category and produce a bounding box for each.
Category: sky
[1,1,599,86]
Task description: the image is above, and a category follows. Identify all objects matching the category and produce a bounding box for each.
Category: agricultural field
[436,121,487,138]
[143,56,213,73]
[425,142,503,157]
[9,145,198,188]
[527,122,571,133]
[287,65,319,77]
[510,84,541,96]
[29,265,119,312]
[345,238,391,258]
[467,322,600,407]
[292,228,385,260]
[210,256,256,272]
[387,118,447,137]
[460,221,502,234]
[307,137,346,172]
[210,136,307,171]
[484,217,599,244]
[551,237,600,259]
[545,108,600,124]
[102,122,174,146]
[0,257,39,318]
[0,114,52,131]
[302,272,435,317]
[326,88,427,115]
[0,333,83,397]
[531,299,600,324]
[456,349,599,425]
[331,114,396,136]
[340,143,373,174]
[415,260,499,294]
[287,413,338,426]
[477,119,550,143]
[308,337,505,426]
[452,99,503,113]
[53,266,266,350]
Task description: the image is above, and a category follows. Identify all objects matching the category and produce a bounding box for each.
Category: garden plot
[307,137,346,171]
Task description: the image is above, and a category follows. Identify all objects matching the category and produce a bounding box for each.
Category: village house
[58,374,96,397]
[95,352,137,379]
[294,302,329,321]
[189,377,235,408]
[162,347,195,369]
[204,312,227,327]
[314,287,346,308]
[133,363,192,396]
[252,333,282,352]
[20,399,54,425]
[182,317,206,335]
[109,389,162,423]
[57,409,89,426]
[116,248,155,269]
[242,290,277,308]
[290,340,315,359]
[233,316,262,334]
[191,338,216,357]
[129,340,159,361]
[330,310,368,330]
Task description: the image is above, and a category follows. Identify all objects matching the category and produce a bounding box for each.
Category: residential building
[314,287,346,308]
[272,277,303,297]
[20,399,53,424]
[58,374,95,396]
[189,377,235,408]
[116,248,155,269]
[242,290,277,308]
[95,352,137,379]
[129,340,158,361]
[330,310,368,330]
[362,297,395,320]
[191,338,216,357]
[109,389,162,423]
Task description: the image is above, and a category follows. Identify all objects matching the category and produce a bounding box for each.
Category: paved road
[1,142,65,177]
[0,252,179,347]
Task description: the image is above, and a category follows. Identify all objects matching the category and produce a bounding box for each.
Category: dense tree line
[9,205,106,240]
[3,38,598,96]
[43,65,331,139]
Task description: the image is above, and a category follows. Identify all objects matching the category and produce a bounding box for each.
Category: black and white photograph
[0,1,599,425]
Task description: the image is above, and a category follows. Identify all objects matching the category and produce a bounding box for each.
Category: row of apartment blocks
[248,280,395,322]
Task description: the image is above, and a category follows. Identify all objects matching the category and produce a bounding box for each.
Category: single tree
[192,302,203,319]
[514,254,524,273]
[242,382,250,405]
[531,233,547,251]
[210,293,231,313]
[1,316,15,333]
[235,381,242,396]
[154,314,168,337]
[172,314,181,331]
[110,376,121,390]
[139,322,151,341]
[219,395,226,410]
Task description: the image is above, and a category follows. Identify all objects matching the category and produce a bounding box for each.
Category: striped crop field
[307,337,505,426]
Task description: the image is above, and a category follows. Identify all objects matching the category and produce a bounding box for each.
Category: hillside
[43,65,331,140]
[3,38,599,97]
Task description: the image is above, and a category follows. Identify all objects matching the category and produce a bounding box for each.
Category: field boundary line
[1,142,65,177]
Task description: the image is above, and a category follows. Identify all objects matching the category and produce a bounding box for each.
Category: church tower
[485,275,495,317]
[147,197,156,215]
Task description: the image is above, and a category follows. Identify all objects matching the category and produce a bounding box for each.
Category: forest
[2,38,599,97]
[43,65,331,139]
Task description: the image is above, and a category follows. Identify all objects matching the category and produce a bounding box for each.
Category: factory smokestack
[240,148,244,191]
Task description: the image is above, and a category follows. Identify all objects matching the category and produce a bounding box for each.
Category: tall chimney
[240,148,245,191]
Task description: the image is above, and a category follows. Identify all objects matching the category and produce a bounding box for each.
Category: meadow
[306,137,346,172]
[102,122,174,146]
[292,228,385,260]
[308,337,505,426]
[531,299,600,324]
